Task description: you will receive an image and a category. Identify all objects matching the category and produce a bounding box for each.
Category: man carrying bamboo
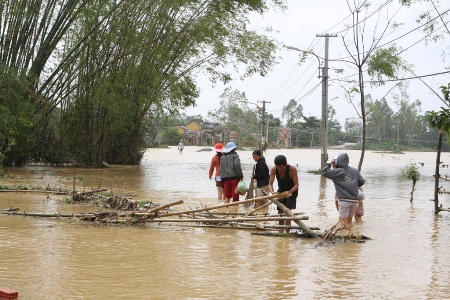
[268,155,299,232]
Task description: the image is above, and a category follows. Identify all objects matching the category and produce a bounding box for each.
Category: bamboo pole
[234,222,319,230]
[251,231,304,237]
[271,198,318,238]
[0,207,19,211]
[0,211,97,218]
[0,189,68,194]
[147,200,183,214]
[247,201,272,216]
[132,200,184,220]
[437,175,450,181]
[251,231,371,240]
[158,192,291,217]
[165,223,321,231]
[148,216,308,223]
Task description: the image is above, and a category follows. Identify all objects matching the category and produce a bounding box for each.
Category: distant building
[178,121,223,146]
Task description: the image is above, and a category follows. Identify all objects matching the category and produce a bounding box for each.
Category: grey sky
[183,0,449,125]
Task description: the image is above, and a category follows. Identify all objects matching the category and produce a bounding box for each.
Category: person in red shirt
[209,143,224,201]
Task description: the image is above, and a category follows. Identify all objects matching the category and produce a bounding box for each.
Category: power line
[333,70,450,84]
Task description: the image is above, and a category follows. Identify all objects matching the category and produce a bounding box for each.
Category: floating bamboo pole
[0,207,19,211]
[165,223,320,231]
[247,201,272,216]
[148,216,308,223]
[0,189,67,194]
[234,222,319,230]
[271,198,318,238]
[251,231,370,240]
[147,200,183,214]
[251,231,303,237]
[158,192,291,217]
[132,200,184,221]
[0,211,97,218]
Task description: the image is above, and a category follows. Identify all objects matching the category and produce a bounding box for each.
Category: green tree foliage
[366,96,394,142]
[282,99,303,127]
[344,118,362,138]
[400,164,420,202]
[0,0,285,167]
[0,64,36,166]
[159,128,185,146]
[327,105,343,145]
[367,46,401,84]
[209,87,260,146]
[426,83,450,136]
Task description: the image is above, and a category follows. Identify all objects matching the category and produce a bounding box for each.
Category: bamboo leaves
[1,0,285,166]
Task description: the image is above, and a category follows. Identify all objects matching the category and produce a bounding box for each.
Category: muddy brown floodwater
[0,147,450,299]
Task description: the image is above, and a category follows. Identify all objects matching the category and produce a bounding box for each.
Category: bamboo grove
[0,0,284,167]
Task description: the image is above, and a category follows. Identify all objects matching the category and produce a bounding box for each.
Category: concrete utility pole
[316,33,337,169]
[259,100,270,153]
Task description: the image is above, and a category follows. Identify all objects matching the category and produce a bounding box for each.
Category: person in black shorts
[268,155,299,231]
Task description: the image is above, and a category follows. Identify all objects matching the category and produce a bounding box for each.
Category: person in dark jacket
[251,150,270,209]
[322,153,366,228]
[268,155,299,230]
[220,142,244,203]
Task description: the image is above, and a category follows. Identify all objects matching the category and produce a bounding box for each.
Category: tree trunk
[410,179,416,202]
[434,131,443,214]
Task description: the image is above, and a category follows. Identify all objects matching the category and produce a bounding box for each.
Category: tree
[400,164,421,202]
[425,83,450,214]
[366,96,394,143]
[340,0,403,171]
[299,116,320,148]
[344,117,362,139]
[327,105,343,145]
[159,128,185,146]
[0,0,286,166]
[210,87,259,146]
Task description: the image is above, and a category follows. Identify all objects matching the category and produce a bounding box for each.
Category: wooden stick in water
[271,197,318,238]
[246,201,271,216]
[159,192,290,217]
[149,215,308,223]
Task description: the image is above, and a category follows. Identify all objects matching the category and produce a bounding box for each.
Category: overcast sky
[183,0,449,125]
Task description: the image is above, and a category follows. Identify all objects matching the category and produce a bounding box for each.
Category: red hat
[214,143,223,152]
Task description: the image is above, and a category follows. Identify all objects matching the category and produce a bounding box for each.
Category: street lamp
[239,100,269,153]
[285,45,329,168]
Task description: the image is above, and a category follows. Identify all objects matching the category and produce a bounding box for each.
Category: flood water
[1,147,450,299]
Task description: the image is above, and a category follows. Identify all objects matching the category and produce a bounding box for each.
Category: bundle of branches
[315,223,370,247]
[71,188,108,202]
[78,212,131,225]
[105,195,139,211]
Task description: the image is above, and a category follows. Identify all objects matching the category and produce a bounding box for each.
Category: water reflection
[0,147,450,299]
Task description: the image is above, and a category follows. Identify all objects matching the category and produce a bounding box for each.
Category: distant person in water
[220,142,243,203]
[178,140,184,153]
[209,143,225,202]
[268,155,299,231]
[251,150,270,209]
[322,153,366,228]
